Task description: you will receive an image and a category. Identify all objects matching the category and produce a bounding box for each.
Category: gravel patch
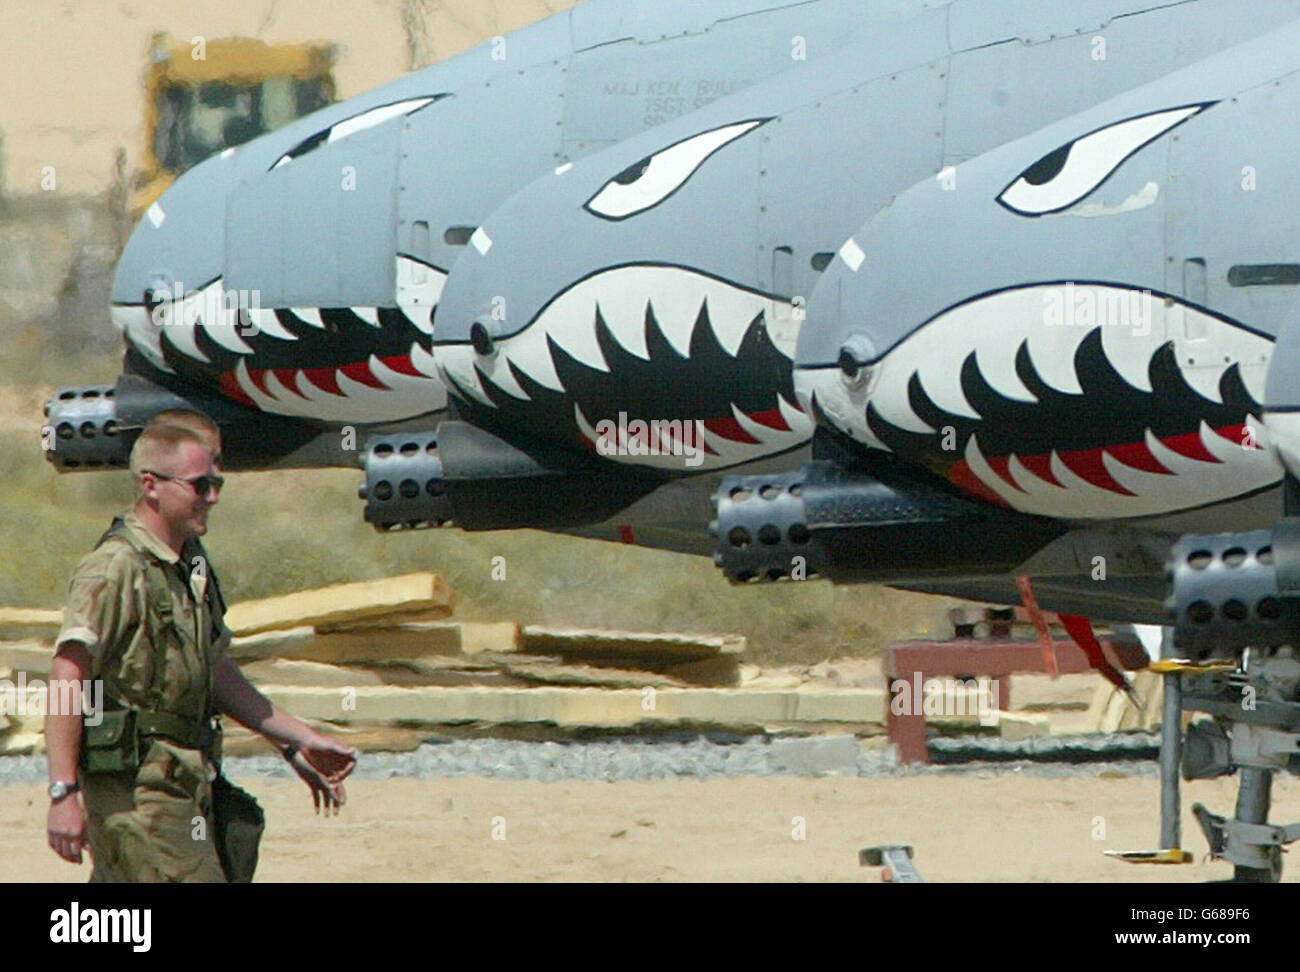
[0,731,1163,784]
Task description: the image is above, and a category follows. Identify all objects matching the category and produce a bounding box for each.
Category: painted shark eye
[997,103,1213,216]
[585,119,768,220]
[271,96,445,170]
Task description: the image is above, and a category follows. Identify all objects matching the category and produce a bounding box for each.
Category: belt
[134,709,218,751]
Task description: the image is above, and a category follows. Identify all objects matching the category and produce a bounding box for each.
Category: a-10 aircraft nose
[110,152,236,368]
[426,227,513,403]
[791,233,899,449]
[795,62,1291,523]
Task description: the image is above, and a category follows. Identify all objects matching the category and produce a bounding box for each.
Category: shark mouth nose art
[435,265,814,471]
[111,257,448,423]
[797,283,1281,518]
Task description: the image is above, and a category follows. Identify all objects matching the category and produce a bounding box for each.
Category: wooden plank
[997,710,1051,741]
[350,666,531,688]
[227,626,317,660]
[223,572,455,636]
[240,658,389,688]
[319,621,520,656]
[0,732,43,756]
[0,608,62,630]
[315,608,458,630]
[375,656,496,672]
[229,621,518,663]
[0,640,54,676]
[501,662,687,689]
[521,626,745,664]
[0,686,44,736]
[257,685,883,729]
[454,622,524,655]
[239,654,542,689]
[663,655,741,687]
[220,723,428,757]
[0,669,11,733]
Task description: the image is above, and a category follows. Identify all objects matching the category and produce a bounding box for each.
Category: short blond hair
[145,409,222,456]
[129,424,211,485]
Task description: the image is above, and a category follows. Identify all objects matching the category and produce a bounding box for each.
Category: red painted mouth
[946,423,1254,506]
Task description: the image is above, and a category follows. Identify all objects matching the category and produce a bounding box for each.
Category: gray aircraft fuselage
[788,20,1300,618]
[108,0,936,427]
[428,0,1300,551]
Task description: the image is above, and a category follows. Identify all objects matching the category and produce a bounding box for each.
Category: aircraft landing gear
[1149,523,1300,881]
[1110,636,1300,880]
[1180,657,1300,882]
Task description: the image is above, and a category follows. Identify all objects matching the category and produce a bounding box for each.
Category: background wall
[0,0,576,197]
[0,0,576,377]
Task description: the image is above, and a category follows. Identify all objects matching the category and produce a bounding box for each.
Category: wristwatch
[48,781,80,801]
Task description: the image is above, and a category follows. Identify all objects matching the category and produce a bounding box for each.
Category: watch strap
[49,780,80,800]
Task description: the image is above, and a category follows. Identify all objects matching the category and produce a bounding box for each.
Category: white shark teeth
[288,307,325,329]
[494,265,792,399]
[841,284,1282,520]
[246,307,296,341]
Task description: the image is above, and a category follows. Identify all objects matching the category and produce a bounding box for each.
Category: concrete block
[770,735,860,775]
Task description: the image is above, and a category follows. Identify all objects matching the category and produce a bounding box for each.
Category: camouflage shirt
[54,510,231,723]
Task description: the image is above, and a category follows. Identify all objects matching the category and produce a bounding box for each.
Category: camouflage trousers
[82,740,227,883]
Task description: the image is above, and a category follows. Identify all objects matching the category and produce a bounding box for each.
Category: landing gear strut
[1112,522,1300,880]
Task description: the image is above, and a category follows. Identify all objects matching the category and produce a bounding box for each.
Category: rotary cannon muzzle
[1168,521,1300,660]
[711,461,1064,583]
[360,421,663,532]
[360,431,453,530]
[43,386,131,470]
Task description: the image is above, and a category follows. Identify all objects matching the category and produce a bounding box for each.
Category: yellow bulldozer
[132,34,337,216]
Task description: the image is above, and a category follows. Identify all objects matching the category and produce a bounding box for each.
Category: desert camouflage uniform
[54,509,231,883]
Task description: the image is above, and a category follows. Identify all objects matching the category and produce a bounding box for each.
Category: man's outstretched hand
[48,796,88,863]
[288,737,358,816]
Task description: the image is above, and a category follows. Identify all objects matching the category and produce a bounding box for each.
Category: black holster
[212,774,265,883]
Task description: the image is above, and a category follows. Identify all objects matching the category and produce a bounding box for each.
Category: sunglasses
[144,470,225,497]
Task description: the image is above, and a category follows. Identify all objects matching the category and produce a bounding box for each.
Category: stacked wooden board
[0,572,886,755]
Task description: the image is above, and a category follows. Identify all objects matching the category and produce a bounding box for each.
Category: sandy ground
[5,773,1298,882]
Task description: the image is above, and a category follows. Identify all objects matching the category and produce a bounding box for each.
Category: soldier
[114,410,349,802]
[46,419,358,881]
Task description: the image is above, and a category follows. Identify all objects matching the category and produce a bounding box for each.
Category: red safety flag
[1058,612,1138,702]
[1015,575,1059,679]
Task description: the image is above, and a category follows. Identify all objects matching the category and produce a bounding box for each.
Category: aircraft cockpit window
[270,95,445,170]
[996,103,1214,216]
[584,118,769,221]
